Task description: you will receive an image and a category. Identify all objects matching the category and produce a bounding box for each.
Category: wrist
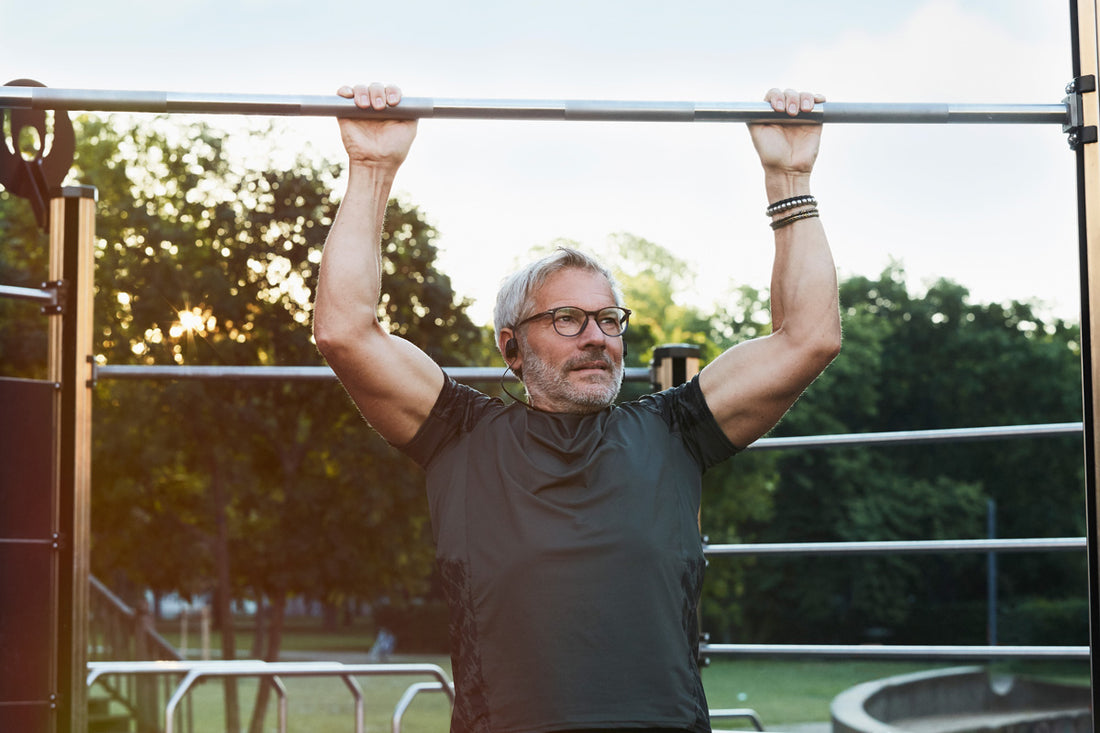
[763,170,812,202]
[347,160,400,191]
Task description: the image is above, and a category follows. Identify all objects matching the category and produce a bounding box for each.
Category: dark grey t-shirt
[400,376,738,733]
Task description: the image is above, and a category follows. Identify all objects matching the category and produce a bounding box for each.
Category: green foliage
[0,115,488,622]
[0,189,50,378]
[729,264,1086,645]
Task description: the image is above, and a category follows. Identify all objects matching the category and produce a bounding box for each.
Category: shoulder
[397,377,506,465]
[628,376,740,468]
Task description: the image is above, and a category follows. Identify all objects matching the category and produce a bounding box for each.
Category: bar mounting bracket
[40,279,67,316]
[1064,75,1097,150]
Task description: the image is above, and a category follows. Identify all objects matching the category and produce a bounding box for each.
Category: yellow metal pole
[47,185,96,733]
[1072,0,1100,710]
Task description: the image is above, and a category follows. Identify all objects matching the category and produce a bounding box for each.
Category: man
[314,83,841,733]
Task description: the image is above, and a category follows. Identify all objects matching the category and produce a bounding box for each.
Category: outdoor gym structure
[5,2,1100,731]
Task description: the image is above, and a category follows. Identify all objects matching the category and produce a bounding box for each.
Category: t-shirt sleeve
[396,376,497,469]
[645,375,740,472]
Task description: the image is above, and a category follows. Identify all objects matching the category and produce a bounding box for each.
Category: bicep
[698,332,833,448]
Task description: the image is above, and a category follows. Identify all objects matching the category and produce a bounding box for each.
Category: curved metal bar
[0,86,1070,125]
[702,643,1090,660]
[392,681,454,733]
[270,676,288,733]
[151,661,443,733]
[704,536,1086,556]
[709,708,765,732]
[164,668,203,733]
[340,674,366,733]
[341,663,457,704]
[86,659,198,687]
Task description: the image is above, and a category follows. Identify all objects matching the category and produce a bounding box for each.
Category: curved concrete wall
[831,665,1091,733]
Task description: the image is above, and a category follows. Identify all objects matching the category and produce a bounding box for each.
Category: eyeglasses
[515,306,632,337]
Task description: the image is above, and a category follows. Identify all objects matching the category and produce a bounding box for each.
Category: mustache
[563,351,614,371]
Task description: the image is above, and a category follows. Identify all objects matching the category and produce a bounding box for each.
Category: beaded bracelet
[766,195,817,217]
[770,208,820,231]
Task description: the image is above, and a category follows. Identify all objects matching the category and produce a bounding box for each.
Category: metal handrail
[86,660,454,733]
[709,708,765,732]
[392,681,454,733]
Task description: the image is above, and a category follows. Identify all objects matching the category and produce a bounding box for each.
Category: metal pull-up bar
[0,86,1071,125]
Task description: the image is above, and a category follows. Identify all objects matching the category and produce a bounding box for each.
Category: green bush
[998,598,1089,646]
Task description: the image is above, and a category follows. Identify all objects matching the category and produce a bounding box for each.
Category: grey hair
[493,246,625,342]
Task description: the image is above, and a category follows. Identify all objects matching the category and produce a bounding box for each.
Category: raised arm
[699,87,842,449]
[313,83,444,446]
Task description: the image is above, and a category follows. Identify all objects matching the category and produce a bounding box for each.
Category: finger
[800,91,816,112]
[385,84,402,106]
[367,82,388,111]
[764,87,785,113]
[783,88,801,116]
[337,85,354,99]
[350,83,375,109]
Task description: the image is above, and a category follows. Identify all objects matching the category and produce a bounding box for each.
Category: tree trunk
[250,597,267,658]
[247,592,287,733]
[211,458,240,733]
[323,600,338,631]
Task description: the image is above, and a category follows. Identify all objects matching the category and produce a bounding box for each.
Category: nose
[576,315,608,347]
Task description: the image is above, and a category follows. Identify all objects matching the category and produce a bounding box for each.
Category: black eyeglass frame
[513,305,633,338]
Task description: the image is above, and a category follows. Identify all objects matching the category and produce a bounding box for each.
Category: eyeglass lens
[552,307,628,337]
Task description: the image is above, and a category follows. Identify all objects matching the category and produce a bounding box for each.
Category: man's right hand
[336,83,418,169]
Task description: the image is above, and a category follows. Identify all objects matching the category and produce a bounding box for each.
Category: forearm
[765,170,840,347]
[314,164,397,347]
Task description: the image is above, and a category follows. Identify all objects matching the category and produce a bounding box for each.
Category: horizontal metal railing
[93,363,652,384]
[0,87,1070,125]
[701,643,1090,660]
[748,422,1083,451]
[0,283,59,306]
[705,537,1085,556]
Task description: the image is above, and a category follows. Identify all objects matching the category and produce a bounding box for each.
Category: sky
[1,0,1082,327]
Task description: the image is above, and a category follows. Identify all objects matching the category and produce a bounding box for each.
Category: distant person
[314,82,840,733]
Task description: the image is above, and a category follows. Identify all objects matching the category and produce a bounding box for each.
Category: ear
[498,328,519,363]
[499,328,524,379]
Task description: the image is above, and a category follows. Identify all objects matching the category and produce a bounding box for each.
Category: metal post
[48,185,97,733]
[649,343,701,392]
[1070,0,1100,713]
[987,499,998,647]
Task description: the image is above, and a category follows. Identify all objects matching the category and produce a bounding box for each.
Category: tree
[0,113,488,732]
[734,265,1086,645]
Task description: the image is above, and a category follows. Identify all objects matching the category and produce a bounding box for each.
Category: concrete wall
[831,665,1091,733]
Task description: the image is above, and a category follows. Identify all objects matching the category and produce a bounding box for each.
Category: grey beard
[522,347,623,413]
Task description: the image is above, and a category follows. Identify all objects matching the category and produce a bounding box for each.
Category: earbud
[505,338,518,361]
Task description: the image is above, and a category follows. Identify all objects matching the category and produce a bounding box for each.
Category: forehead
[534,268,616,309]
